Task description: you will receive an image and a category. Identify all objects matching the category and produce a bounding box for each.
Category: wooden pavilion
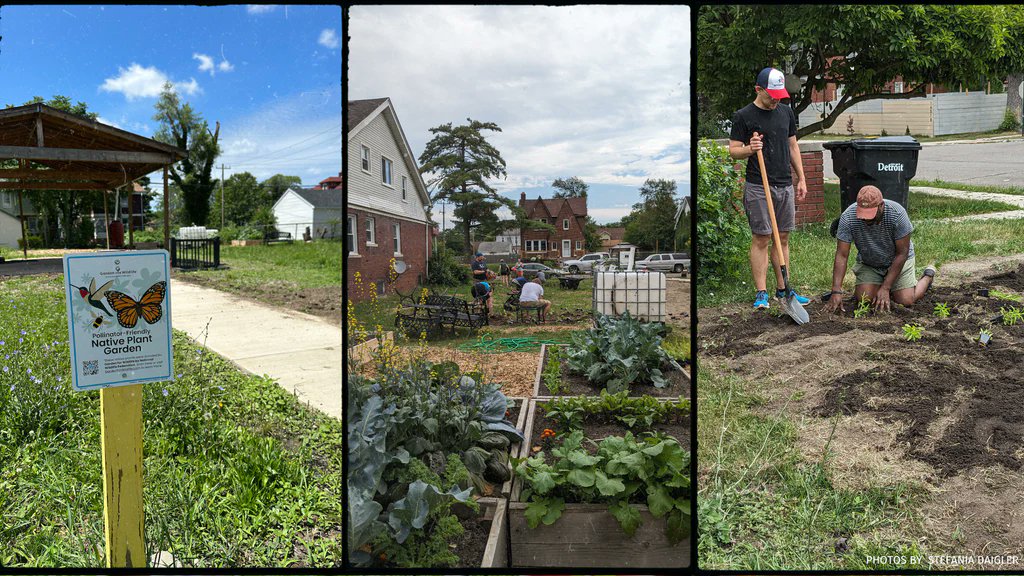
[0,103,186,257]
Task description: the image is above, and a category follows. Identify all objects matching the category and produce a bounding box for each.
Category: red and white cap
[756,67,790,100]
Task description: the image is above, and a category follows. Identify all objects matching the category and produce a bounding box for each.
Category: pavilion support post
[163,167,169,249]
[17,189,28,260]
[103,190,110,250]
[127,186,134,249]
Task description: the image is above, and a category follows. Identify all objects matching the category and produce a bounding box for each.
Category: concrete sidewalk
[912,185,1024,222]
[170,280,341,419]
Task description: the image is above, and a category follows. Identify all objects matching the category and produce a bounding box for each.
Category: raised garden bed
[534,344,688,397]
[507,397,692,568]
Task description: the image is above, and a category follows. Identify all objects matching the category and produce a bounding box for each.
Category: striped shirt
[836,199,914,267]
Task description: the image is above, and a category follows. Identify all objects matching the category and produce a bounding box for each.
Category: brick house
[519,193,587,260]
[346,98,432,301]
[596,226,625,251]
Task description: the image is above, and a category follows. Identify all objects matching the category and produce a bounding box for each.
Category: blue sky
[348,5,690,226]
[0,4,341,191]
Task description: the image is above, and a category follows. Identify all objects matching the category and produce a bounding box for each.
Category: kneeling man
[826,185,935,313]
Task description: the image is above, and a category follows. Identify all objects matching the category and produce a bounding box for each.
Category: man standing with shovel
[729,66,811,312]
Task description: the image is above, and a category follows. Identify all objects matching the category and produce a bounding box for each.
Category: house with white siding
[0,191,41,248]
[346,98,432,301]
[272,187,343,240]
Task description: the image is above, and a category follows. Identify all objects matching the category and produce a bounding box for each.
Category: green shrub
[696,140,749,297]
[16,235,43,249]
[998,107,1020,132]
[427,248,468,287]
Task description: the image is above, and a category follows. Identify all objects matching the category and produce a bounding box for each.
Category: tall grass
[0,275,342,567]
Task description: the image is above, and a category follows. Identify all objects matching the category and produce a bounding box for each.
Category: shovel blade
[783,295,810,325]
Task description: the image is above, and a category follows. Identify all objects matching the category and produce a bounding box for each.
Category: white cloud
[96,116,121,129]
[246,4,276,14]
[193,53,215,75]
[218,60,234,73]
[100,63,201,100]
[318,28,340,49]
[349,5,690,215]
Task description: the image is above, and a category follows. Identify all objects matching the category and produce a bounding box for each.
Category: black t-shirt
[471,260,488,279]
[730,103,797,187]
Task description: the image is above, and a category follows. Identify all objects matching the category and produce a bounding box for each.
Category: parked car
[563,252,610,273]
[518,262,561,280]
[636,252,691,275]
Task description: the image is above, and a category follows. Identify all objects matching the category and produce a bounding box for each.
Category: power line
[220,123,341,165]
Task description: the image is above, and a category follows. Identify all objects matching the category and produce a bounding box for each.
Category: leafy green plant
[513,429,690,543]
[853,295,871,319]
[541,391,689,432]
[696,141,749,296]
[998,107,1021,132]
[990,290,1023,303]
[902,323,924,342]
[933,302,951,319]
[543,346,567,395]
[1000,306,1023,326]
[426,248,469,287]
[565,312,673,392]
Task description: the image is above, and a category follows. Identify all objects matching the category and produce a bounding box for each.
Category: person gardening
[729,66,810,310]
[471,271,498,317]
[519,276,551,322]
[498,258,510,285]
[825,185,936,313]
[471,252,489,283]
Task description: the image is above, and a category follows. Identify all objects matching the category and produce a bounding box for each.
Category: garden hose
[457,336,568,354]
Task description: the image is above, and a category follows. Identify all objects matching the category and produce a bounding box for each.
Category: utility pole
[217,164,230,229]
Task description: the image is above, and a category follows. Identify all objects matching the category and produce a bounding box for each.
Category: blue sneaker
[777,289,810,305]
[753,290,770,309]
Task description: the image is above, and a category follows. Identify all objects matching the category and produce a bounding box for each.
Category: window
[360,145,370,172]
[365,217,376,245]
[401,176,408,200]
[540,240,547,251]
[563,219,569,230]
[393,222,402,254]
[576,240,582,250]
[381,156,393,185]
[893,81,904,94]
[346,215,358,254]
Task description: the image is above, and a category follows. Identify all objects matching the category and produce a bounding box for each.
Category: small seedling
[853,295,871,319]
[1000,306,1024,326]
[902,323,924,342]
[978,328,993,346]
[991,290,1023,303]
[933,302,951,319]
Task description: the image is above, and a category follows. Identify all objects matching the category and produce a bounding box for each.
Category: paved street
[822,138,1024,187]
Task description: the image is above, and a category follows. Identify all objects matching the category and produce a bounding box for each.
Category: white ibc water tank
[593,271,665,321]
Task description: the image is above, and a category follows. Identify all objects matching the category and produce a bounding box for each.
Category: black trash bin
[824,136,922,213]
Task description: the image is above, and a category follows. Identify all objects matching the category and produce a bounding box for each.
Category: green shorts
[853,256,918,292]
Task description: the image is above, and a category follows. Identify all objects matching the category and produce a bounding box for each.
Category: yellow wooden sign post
[100,384,146,567]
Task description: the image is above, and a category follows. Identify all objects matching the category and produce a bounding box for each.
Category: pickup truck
[636,252,691,275]
[563,252,610,273]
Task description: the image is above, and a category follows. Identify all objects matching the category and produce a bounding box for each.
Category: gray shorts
[743,181,795,236]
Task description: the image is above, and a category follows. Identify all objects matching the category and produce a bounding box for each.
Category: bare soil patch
[700,261,1024,558]
[177,271,342,323]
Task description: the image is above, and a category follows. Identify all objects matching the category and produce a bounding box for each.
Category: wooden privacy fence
[169,237,220,269]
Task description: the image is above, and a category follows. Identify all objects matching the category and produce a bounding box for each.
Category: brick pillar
[793,142,825,225]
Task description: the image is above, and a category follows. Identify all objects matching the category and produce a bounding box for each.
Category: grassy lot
[824,183,1017,220]
[697,365,928,569]
[801,130,1020,143]
[181,240,342,290]
[0,275,343,568]
[701,184,1024,307]
[911,178,1024,197]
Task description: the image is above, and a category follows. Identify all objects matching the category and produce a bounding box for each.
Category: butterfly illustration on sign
[105,281,167,329]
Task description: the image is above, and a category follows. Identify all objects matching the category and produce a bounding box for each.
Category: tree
[698,5,1024,138]
[418,119,513,257]
[209,171,269,226]
[623,179,680,252]
[152,82,220,226]
[551,176,589,198]
[582,216,602,252]
[261,174,303,203]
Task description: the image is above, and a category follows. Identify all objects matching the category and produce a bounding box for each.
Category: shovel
[756,146,809,325]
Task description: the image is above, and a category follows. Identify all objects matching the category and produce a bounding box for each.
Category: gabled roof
[288,187,342,209]
[521,195,588,219]
[597,226,625,240]
[346,98,430,208]
[347,98,388,132]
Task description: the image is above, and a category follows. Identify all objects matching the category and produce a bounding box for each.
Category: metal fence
[170,237,221,270]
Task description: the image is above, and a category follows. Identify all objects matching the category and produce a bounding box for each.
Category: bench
[263,230,293,244]
[395,291,488,337]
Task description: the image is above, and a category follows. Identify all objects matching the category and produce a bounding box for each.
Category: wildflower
[56,376,62,382]
[8,384,13,392]
[26,368,31,374]
[217,386,224,391]
[18,338,23,344]
[20,330,26,335]
[176,373,183,378]
[0,340,4,346]
[162,389,169,397]
[2,366,7,373]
